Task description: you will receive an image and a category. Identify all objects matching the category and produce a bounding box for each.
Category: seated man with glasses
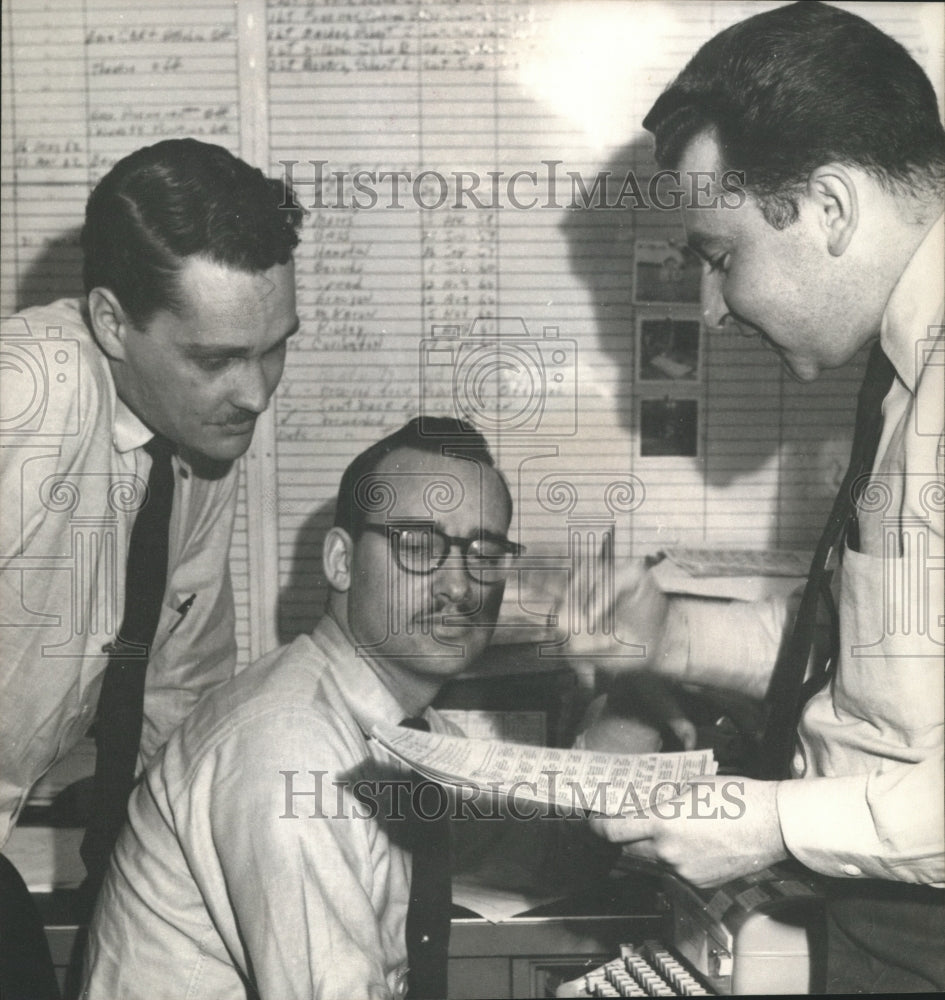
[83,415,524,999]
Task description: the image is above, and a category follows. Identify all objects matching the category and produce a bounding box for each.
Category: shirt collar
[880,213,945,392]
[112,393,156,455]
[310,614,424,735]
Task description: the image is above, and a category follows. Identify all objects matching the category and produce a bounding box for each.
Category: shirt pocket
[836,545,944,741]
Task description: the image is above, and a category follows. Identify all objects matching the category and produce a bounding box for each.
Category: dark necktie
[400,717,452,1000]
[759,343,896,779]
[80,435,175,903]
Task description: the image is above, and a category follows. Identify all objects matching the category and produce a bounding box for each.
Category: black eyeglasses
[360,523,524,583]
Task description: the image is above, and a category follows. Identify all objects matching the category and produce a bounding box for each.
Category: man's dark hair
[333,416,512,538]
[81,138,304,326]
[643,1,945,227]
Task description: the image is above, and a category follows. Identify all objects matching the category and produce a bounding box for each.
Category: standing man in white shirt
[578,3,944,992]
[0,138,302,992]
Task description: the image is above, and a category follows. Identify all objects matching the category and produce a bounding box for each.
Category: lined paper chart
[2,0,941,655]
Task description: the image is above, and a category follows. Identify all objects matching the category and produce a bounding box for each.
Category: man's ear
[87,287,133,360]
[323,526,353,592]
[807,164,859,257]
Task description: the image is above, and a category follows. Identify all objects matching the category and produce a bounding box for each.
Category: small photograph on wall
[636,315,701,382]
[633,239,702,304]
[639,397,700,458]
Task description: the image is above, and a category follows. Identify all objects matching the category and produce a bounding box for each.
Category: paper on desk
[452,873,563,923]
[453,818,568,921]
[371,725,716,817]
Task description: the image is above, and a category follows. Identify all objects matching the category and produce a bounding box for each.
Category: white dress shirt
[670,218,944,885]
[779,216,944,884]
[0,299,238,845]
[83,615,455,1000]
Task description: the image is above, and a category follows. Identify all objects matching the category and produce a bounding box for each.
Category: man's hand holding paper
[590,776,789,888]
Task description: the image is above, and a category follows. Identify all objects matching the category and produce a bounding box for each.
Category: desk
[448,876,664,999]
[26,875,664,1000]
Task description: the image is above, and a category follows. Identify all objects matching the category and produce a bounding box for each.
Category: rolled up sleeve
[677,595,790,698]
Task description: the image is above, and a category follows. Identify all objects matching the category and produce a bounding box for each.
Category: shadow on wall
[558,136,863,548]
[557,136,649,442]
[558,134,785,486]
[13,226,84,311]
[277,496,336,643]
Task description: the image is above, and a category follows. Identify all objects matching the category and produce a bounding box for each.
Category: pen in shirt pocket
[169,593,197,633]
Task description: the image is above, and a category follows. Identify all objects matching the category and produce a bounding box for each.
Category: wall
[3,0,941,661]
